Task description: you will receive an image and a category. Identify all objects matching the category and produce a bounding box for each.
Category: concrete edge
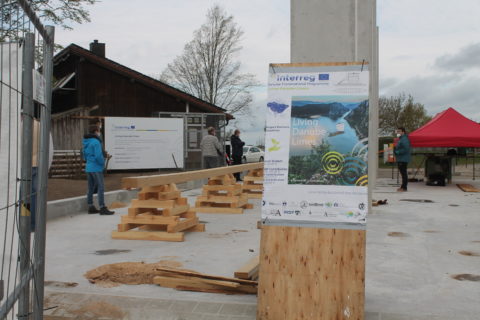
[47,189,138,221]
[46,179,205,221]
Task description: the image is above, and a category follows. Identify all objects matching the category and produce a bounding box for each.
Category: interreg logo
[113,125,136,130]
[275,73,329,82]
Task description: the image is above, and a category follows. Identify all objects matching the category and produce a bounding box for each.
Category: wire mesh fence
[1,1,54,319]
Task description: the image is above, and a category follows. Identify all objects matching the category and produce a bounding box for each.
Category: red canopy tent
[409,107,480,147]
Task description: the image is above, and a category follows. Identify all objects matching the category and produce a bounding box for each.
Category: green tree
[161,5,258,115]
[379,93,431,135]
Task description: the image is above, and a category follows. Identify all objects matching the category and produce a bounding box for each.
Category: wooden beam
[243,176,263,182]
[130,199,175,209]
[121,215,179,225]
[257,226,366,320]
[167,217,199,233]
[234,255,259,280]
[153,276,256,294]
[154,267,258,286]
[123,163,263,189]
[111,230,184,242]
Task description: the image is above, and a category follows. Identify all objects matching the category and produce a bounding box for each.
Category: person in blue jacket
[394,127,411,192]
[83,126,114,215]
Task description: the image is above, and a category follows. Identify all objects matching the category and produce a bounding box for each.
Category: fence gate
[1,1,54,319]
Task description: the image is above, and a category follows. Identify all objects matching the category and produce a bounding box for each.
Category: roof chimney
[89,39,105,58]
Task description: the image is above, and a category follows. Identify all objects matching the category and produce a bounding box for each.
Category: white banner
[105,117,184,169]
[262,63,369,227]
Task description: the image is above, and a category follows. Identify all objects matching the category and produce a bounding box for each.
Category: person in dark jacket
[83,126,114,215]
[231,129,245,181]
[394,127,411,192]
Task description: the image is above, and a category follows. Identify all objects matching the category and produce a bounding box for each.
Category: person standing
[394,127,411,192]
[83,126,114,215]
[200,127,223,169]
[231,129,245,181]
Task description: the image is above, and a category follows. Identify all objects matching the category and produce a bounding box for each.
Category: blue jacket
[394,134,411,163]
[83,134,105,172]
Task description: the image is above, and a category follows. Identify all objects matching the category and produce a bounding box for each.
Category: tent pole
[473,148,476,181]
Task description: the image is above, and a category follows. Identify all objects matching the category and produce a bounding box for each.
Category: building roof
[409,107,480,147]
[53,44,234,120]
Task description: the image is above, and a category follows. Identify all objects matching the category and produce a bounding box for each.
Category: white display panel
[105,117,184,169]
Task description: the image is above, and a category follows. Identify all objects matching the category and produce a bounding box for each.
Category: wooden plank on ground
[155,267,258,285]
[153,276,256,294]
[111,230,184,242]
[234,255,260,280]
[123,163,263,189]
[257,226,365,320]
[457,184,480,192]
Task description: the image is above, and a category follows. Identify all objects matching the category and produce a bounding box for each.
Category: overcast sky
[55,0,480,144]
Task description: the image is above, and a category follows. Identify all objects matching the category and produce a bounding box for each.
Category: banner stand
[258,62,369,320]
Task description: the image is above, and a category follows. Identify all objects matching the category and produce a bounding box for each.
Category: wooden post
[258,227,365,320]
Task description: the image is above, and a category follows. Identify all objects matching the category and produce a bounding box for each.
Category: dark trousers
[204,156,219,169]
[87,172,105,208]
[397,162,408,190]
[232,155,242,180]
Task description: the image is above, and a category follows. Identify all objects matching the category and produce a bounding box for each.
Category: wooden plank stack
[195,174,253,214]
[241,168,264,199]
[111,183,205,242]
[153,267,257,294]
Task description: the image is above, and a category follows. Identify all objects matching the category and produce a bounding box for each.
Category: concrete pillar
[291,0,379,188]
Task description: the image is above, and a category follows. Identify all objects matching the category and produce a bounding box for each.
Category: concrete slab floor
[43,179,480,319]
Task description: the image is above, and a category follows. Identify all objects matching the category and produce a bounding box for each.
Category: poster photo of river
[288,95,369,186]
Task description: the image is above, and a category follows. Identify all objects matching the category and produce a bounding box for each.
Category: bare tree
[379,93,431,135]
[161,5,258,115]
[1,0,97,41]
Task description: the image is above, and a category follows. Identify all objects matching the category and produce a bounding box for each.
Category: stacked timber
[195,174,253,214]
[241,168,264,199]
[153,267,257,294]
[111,183,205,242]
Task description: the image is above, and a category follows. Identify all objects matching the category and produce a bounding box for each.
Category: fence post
[33,25,54,320]
[19,32,35,320]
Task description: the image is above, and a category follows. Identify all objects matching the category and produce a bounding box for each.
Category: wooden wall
[51,107,90,151]
[258,226,366,320]
[78,61,188,117]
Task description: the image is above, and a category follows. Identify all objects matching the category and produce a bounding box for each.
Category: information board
[262,63,369,228]
[105,117,184,169]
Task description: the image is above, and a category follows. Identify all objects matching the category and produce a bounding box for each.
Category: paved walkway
[43,178,480,319]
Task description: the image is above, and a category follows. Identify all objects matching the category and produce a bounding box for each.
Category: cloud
[434,43,480,72]
[381,74,480,121]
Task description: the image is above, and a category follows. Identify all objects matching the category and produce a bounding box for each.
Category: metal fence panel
[1,1,54,319]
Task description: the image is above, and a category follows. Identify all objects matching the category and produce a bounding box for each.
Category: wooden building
[52,40,233,151]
